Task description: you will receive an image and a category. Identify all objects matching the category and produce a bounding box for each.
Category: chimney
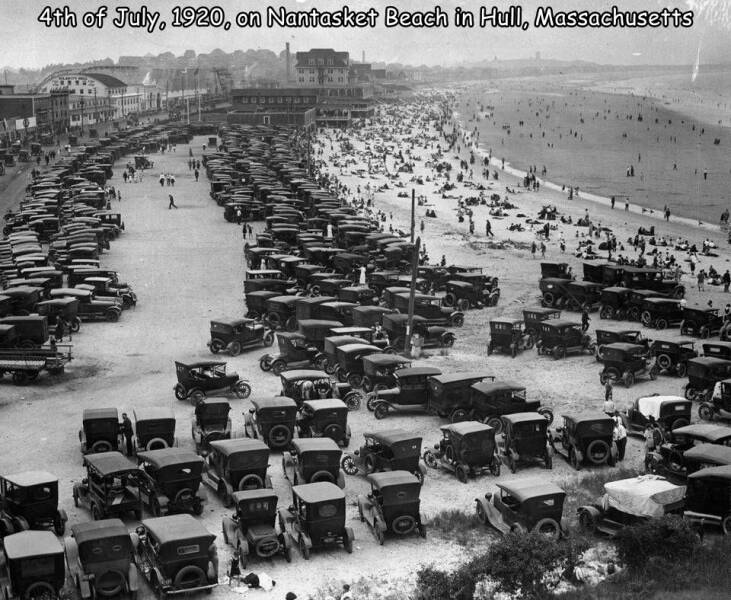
[286,43,291,82]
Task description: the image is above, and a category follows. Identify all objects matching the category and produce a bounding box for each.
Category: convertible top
[291,437,340,454]
[2,470,57,488]
[3,530,63,560]
[603,475,685,517]
[367,471,419,489]
[635,395,689,419]
[293,481,344,504]
[72,518,130,547]
[683,443,731,465]
[84,452,139,476]
[497,478,565,503]
[143,514,215,546]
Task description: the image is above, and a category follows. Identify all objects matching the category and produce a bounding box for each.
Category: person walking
[581,308,590,332]
[120,413,134,456]
[603,380,614,413]
[723,270,730,292]
[194,168,199,182]
[485,219,494,237]
[540,241,546,258]
[613,412,628,461]
[697,269,706,291]
[159,173,164,187]
[530,241,537,259]
[168,194,177,209]
[228,548,241,585]
[247,224,253,239]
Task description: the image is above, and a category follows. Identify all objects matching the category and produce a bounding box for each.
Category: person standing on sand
[485,219,494,237]
[697,270,706,291]
[168,194,177,209]
[665,206,671,221]
[530,241,537,259]
[540,241,546,258]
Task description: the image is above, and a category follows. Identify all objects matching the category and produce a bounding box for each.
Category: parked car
[683,465,731,535]
[598,286,633,320]
[191,399,231,455]
[640,298,684,330]
[79,407,121,455]
[1,531,65,600]
[278,369,361,411]
[334,342,381,387]
[173,361,251,403]
[577,475,686,536]
[282,438,345,488]
[487,319,534,357]
[278,482,354,558]
[423,422,501,482]
[73,452,142,520]
[392,292,464,326]
[134,514,218,596]
[202,439,272,506]
[36,298,82,334]
[536,319,595,359]
[64,519,140,600]
[598,342,658,387]
[357,471,426,544]
[646,424,731,480]
[621,395,692,436]
[699,378,731,423]
[426,371,495,422]
[0,471,67,537]
[137,448,206,516]
[366,366,443,417]
[650,340,697,377]
[360,353,412,393]
[522,306,561,339]
[259,332,320,376]
[381,313,455,351]
[443,278,498,310]
[501,413,552,472]
[341,430,427,483]
[207,319,274,356]
[244,396,298,450]
[133,407,176,453]
[550,413,617,470]
[475,478,566,539]
[684,357,731,401]
[469,381,554,433]
[221,489,292,568]
[702,341,731,359]
[680,307,724,338]
[297,399,351,447]
[49,288,121,322]
[595,329,649,357]
[680,443,731,476]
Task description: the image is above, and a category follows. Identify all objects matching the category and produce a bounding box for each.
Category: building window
[327,59,333,65]
[318,58,324,65]
[268,97,274,103]
[308,59,315,65]
[277,97,282,103]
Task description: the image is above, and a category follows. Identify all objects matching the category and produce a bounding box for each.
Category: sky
[2,0,730,70]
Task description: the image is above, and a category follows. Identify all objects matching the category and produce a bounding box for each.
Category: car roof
[291,438,340,453]
[643,297,679,305]
[252,396,297,409]
[367,471,419,488]
[72,518,128,545]
[687,465,731,482]
[231,488,278,504]
[293,481,344,503]
[563,412,613,424]
[683,443,731,465]
[83,407,118,421]
[210,318,253,327]
[3,530,63,560]
[209,438,268,456]
[303,398,347,411]
[177,360,227,369]
[602,286,632,293]
[491,317,523,325]
[544,319,579,328]
[134,407,175,421]
[430,371,493,385]
[137,448,203,468]
[84,452,139,476]
[496,478,565,502]
[299,319,344,329]
[523,306,561,315]
[603,342,646,352]
[338,343,380,353]
[471,380,525,395]
[672,424,731,441]
[397,366,442,378]
[690,356,731,367]
[364,428,419,445]
[280,369,329,381]
[503,412,546,425]
[143,514,215,545]
[2,470,57,487]
[362,353,411,366]
[441,421,493,435]
[635,395,689,413]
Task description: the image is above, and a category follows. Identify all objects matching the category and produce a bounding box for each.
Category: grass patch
[427,508,487,547]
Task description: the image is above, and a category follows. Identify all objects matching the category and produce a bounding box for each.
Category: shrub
[427,508,484,547]
[613,515,701,572]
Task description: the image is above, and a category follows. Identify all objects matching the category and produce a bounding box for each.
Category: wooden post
[404,236,421,354]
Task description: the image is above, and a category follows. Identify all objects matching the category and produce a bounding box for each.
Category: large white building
[295,49,350,87]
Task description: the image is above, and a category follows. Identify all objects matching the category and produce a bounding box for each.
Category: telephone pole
[410,189,416,243]
[404,236,422,354]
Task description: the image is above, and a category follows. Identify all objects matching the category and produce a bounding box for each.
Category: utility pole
[410,189,416,243]
[404,236,422,354]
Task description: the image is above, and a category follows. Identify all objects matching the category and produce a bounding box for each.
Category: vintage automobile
[650,340,697,377]
[64,519,140,600]
[475,478,566,539]
[0,471,67,537]
[360,353,412,393]
[207,319,274,356]
[560,281,604,312]
[1,531,66,600]
[595,329,648,356]
[49,288,122,322]
[621,395,691,436]
[317,334,368,375]
[646,424,731,479]
[501,413,553,472]
[221,489,292,567]
[244,290,280,319]
[133,407,176,453]
[282,438,345,488]
[598,286,633,320]
[341,430,427,483]
[442,278,498,310]
[699,378,731,423]
[426,371,495,422]
[36,298,82,334]
[538,277,568,308]
[624,289,659,321]
[536,319,595,359]
[702,341,731,360]
[683,465,731,535]
[381,313,455,351]
[278,482,354,558]
[265,295,300,331]
[73,452,143,520]
[392,292,464,327]
[683,443,731,476]
[191,399,231,455]
[202,439,272,506]
[79,278,136,310]
[328,325,393,354]
[79,408,122,455]
[620,266,685,298]
[173,361,251,403]
[338,285,379,306]
[487,319,534,357]
[0,315,48,348]
[598,342,658,387]
[680,307,724,338]
[522,306,561,339]
[366,366,443,417]
[640,298,684,330]
[423,422,501,482]
[550,413,617,470]
[351,305,396,329]
[334,342,381,387]
[469,381,554,433]
[357,472,426,544]
[134,514,218,596]
[577,475,686,537]
[137,449,205,517]
[279,369,362,411]
[297,399,351,447]
[244,396,298,450]
[259,332,320,376]
[684,357,731,401]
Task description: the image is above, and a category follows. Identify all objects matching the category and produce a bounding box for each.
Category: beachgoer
[613,413,627,461]
[168,194,177,209]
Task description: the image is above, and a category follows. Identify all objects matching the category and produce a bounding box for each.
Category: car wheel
[190,389,206,404]
[341,455,358,475]
[442,333,455,348]
[364,455,377,474]
[11,371,30,386]
[347,373,363,388]
[534,518,560,540]
[656,318,668,330]
[106,309,120,322]
[392,515,417,535]
[552,345,566,360]
[455,464,469,483]
[450,408,468,423]
[228,341,242,356]
[622,371,635,388]
[656,353,672,371]
[263,330,275,347]
[542,292,555,307]
[344,392,362,411]
[299,536,310,559]
[209,339,223,354]
[423,450,438,469]
[271,360,287,376]
[451,313,465,327]
[174,383,187,401]
[640,311,652,326]
[268,424,292,449]
[676,362,688,377]
[578,510,597,533]
[70,317,82,333]
[586,439,610,464]
[722,516,731,536]
[234,380,251,399]
[700,326,710,339]
[259,355,272,372]
[649,365,659,380]
[361,376,373,393]
[538,407,554,424]
[173,565,206,590]
[374,403,389,420]
[457,298,470,312]
[485,416,503,434]
[698,404,715,422]
[443,293,456,307]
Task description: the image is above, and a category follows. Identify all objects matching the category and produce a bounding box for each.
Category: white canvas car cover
[601,475,686,517]
[636,396,685,420]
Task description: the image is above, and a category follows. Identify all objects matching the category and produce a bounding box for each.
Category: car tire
[209,339,223,354]
[457,298,470,312]
[700,326,710,339]
[552,345,566,360]
[656,318,668,330]
[640,311,652,326]
[173,565,206,590]
[174,384,187,401]
[586,439,610,464]
[391,515,417,535]
[622,371,634,388]
[259,355,272,372]
[533,518,561,540]
[255,538,281,558]
[267,425,292,449]
[343,392,362,412]
[106,309,120,322]
[95,570,126,597]
[485,416,503,434]
[656,353,672,371]
[263,330,275,347]
[361,376,373,393]
[451,313,465,327]
[341,455,358,475]
[676,362,688,377]
[234,380,251,399]
[190,389,206,404]
[70,317,82,333]
[271,360,287,376]
[443,293,456,307]
[698,404,715,422]
[146,437,168,451]
[228,341,242,356]
[450,409,468,423]
[422,450,438,469]
[23,582,56,600]
[323,424,344,443]
[542,292,555,307]
[364,455,377,474]
[91,440,113,453]
[238,474,264,490]
[311,470,335,484]
[722,516,731,536]
[347,373,363,388]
